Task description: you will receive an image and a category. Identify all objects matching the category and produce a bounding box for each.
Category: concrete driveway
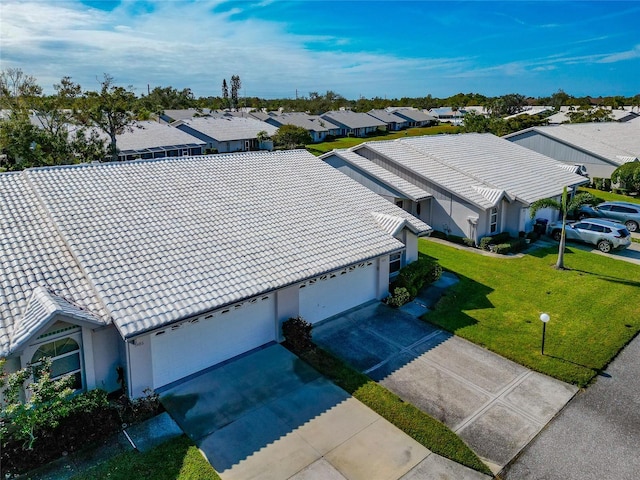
[313,302,577,475]
[160,344,488,480]
[502,331,640,479]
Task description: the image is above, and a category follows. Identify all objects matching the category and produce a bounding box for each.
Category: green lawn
[299,346,490,475]
[420,239,640,387]
[71,435,220,480]
[579,187,640,204]
[305,125,460,156]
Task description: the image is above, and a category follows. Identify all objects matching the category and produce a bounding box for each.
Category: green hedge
[478,232,511,250]
[391,256,442,298]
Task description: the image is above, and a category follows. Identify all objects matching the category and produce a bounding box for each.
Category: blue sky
[2,0,639,99]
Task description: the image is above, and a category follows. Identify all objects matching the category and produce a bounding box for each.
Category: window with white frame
[489,207,498,233]
[31,335,83,391]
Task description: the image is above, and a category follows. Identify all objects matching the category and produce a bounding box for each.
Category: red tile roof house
[0,150,431,398]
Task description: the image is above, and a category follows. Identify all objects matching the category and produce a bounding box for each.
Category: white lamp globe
[540,313,550,323]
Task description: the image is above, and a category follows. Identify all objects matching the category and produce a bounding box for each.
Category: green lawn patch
[71,435,220,480]
[297,346,491,475]
[305,125,460,156]
[420,239,640,387]
[578,187,640,204]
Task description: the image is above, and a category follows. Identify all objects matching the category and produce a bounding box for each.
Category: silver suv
[547,218,631,253]
[578,201,640,232]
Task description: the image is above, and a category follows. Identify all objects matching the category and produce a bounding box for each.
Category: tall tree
[221,79,229,109]
[272,124,312,149]
[529,188,597,269]
[74,74,137,162]
[230,75,241,110]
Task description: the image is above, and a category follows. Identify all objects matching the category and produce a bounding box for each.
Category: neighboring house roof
[367,109,408,124]
[176,117,278,142]
[339,133,587,210]
[269,112,341,133]
[161,109,214,121]
[504,123,640,166]
[322,149,432,202]
[0,150,431,354]
[113,121,206,152]
[428,107,467,117]
[389,108,436,123]
[321,110,386,129]
[504,106,552,120]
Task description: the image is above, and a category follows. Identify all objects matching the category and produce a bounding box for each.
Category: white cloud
[0,0,471,98]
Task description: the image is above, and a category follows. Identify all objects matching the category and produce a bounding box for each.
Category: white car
[547,218,631,253]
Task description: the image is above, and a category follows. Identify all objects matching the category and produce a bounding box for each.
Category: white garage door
[299,261,377,324]
[151,295,275,388]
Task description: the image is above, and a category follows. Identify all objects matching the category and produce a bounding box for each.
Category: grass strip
[578,187,640,204]
[305,125,460,155]
[71,435,220,480]
[298,346,491,475]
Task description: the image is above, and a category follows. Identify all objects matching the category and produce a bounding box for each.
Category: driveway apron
[160,344,488,480]
[313,292,577,475]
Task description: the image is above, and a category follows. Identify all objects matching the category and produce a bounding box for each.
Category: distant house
[260,112,341,143]
[386,107,436,127]
[505,123,640,179]
[320,110,387,137]
[0,150,431,398]
[428,107,467,125]
[367,110,409,131]
[107,121,206,161]
[322,133,588,243]
[173,117,278,153]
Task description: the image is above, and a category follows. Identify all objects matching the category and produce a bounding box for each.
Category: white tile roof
[114,121,206,151]
[270,112,340,132]
[367,110,408,124]
[507,123,640,165]
[345,133,588,209]
[0,173,109,355]
[398,134,588,205]
[178,117,278,142]
[323,149,432,202]
[1,150,431,348]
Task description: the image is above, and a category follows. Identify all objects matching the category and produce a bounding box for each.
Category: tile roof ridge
[22,169,114,325]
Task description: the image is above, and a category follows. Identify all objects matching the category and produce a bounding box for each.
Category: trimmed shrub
[462,237,476,247]
[479,232,510,250]
[509,238,529,253]
[391,257,442,298]
[526,231,539,241]
[386,287,411,307]
[493,243,512,254]
[282,316,313,354]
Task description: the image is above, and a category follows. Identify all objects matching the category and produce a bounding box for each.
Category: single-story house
[386,108,437,127]
[320,110,387,137]
[366,110,410,131]
[260,112,342,143]
[173,116,278,153]
[322,133,588,243]
[504,123,640,179]
[109,121,206,161]
[428,107,467,125]
[0,150,431,398]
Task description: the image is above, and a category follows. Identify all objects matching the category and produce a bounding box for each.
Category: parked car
[578,201,640,232]
[547,218,631,253]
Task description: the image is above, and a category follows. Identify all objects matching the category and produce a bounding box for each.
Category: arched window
[31,337,83,390]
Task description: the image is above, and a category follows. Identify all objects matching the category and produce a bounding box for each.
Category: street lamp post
[540,313,550,355]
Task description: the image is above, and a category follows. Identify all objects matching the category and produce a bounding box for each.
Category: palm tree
[529,187,597,269]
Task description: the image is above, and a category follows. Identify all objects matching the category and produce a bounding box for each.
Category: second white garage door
[151,295,276,388]
[299,261,377,324]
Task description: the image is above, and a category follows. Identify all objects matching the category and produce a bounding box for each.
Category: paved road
[502,332,640,480]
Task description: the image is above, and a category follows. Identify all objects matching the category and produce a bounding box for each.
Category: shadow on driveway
[313,301,578,475]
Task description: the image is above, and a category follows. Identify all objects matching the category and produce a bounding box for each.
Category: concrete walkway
[161,344,489,480]
[313,276,577,475]
[502,332,640,479]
